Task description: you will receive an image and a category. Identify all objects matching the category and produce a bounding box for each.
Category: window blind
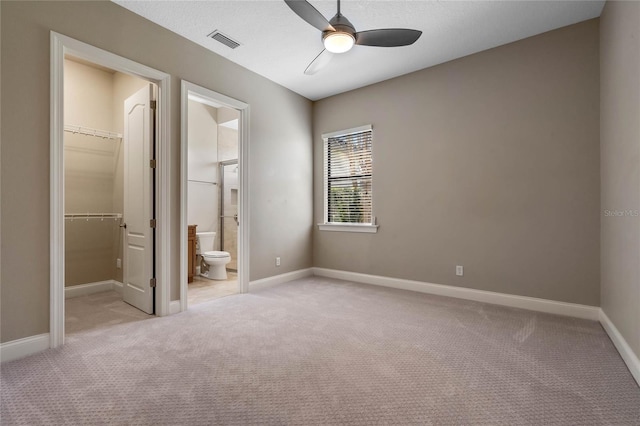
[325,129,373,224]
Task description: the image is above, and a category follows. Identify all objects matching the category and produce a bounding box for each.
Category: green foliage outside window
[328,182,371,223]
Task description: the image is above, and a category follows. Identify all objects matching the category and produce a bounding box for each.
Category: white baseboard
[599,309,640,386]
[4,271,637,389]
[169,300,181,315]
[0,333,50,363]
[113,280,123,295]
[249,268,314,292]
[312,268,600,321]
[65,280,122,299]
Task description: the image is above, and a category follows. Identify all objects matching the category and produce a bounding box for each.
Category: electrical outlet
[276,257,281,267]
[456,265,463,276]
[116,258,122,269]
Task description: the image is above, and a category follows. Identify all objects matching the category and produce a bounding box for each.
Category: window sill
[317,223,379,233]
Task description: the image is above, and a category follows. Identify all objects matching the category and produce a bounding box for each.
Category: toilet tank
[196,232,216,254]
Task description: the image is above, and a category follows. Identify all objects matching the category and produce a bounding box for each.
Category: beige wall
[0,1,313,342]
[313,20,600,306]
[600,1,640,358]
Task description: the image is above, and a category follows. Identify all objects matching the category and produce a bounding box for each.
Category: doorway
[180,81,250,311]
[62,56,155,334]
[50,33,172,348]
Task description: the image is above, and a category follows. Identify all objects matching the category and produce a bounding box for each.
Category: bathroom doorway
[180,81,249,310]
[61,55,155,335]
[185,99,239,305]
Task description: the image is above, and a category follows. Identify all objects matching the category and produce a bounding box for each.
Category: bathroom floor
[65,290,152,335]
[188,271,238,306]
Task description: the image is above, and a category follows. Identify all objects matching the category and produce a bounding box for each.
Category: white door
[123,84,155,314]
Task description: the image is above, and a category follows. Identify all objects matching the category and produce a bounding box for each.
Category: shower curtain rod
[188,179,217,185]
[64,124,122,140]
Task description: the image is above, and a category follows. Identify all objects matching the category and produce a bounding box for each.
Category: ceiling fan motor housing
[321,13,357,53]
[323,13,356,41]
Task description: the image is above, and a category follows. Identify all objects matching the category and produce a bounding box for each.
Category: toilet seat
[200,250,231,281]
[203,250,230,259]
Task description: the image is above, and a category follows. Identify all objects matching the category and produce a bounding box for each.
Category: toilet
[196,232,231,280]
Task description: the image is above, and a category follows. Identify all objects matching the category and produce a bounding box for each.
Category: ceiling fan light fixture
[323,31,355,53]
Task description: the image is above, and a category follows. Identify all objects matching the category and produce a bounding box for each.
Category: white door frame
[180,80,250,311]
[50,32,172,348]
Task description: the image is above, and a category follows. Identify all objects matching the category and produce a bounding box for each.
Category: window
[319,125,378,233]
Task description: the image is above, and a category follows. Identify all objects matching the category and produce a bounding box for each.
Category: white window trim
[322,124,372,140]
[318,223,379,233]
[319,124,378,233]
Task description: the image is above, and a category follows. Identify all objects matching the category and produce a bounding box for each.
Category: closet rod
[65,213,123,221]
[64,124,122,140]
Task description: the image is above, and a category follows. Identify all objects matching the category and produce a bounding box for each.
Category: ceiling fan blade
[284,0,335,32]
[304,49,333,75]
[355,29,422,47]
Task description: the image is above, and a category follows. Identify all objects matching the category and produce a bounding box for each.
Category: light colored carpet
[1,276,639,425]
[65,290,152,335]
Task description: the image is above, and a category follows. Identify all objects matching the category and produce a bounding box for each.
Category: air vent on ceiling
[207,30,241,50]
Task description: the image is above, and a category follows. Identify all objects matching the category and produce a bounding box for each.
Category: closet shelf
[65,213,122,221]
[64,124,122,140]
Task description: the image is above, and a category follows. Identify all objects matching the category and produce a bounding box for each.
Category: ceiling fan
[284,0,422,75]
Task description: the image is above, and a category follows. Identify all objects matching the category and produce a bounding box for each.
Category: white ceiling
[114,1,605,101]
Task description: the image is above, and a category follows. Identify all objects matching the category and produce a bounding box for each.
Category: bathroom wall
[187,100,219,238]
[218,111,239,162]
[64,59,119,287]
[217,107,238,130]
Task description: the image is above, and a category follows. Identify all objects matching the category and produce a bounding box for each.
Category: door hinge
[150,219,157,228]
[150,277,157,288]
[150,100,157,110]
[150,159,156,169]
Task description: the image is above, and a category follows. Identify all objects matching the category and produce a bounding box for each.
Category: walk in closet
[64,56,151,332]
